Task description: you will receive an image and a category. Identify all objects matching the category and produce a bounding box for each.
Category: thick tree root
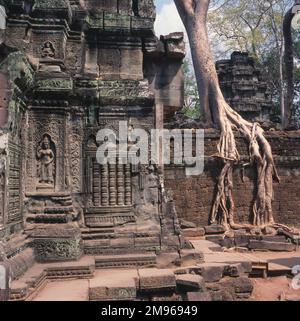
[210,100,280,228]
[173,0,280,230]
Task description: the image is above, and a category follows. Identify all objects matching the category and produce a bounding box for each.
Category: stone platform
[8,240,253,301]
[10,238,300,301]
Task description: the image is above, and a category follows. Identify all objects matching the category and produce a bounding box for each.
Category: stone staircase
[10,256,254,301]
[81,227,162,255]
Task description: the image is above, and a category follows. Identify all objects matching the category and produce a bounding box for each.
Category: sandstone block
[138,268,176,292]
[176,274,205,291]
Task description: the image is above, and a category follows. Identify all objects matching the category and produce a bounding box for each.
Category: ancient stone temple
[0,0,195,294]
[1,1,300,302]
[216,52,272,125]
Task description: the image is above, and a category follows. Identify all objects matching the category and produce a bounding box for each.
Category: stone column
[101,164,109,206]
[117,163,125,206]
[109,163,116,206]
[92,161,100,206]
[124,163,132,205]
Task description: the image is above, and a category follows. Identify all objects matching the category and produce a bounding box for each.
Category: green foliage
[182,58,200,119]
[209,0,300,122]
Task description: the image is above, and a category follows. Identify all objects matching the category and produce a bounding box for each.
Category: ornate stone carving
[26,112,65,192]
[69,114,83,193]
[41,41,56,59]
[36,134,55,187]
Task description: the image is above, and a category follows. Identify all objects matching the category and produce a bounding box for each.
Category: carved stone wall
[0,0,186,262]
[26,111,67,193]
[0,49,34,238]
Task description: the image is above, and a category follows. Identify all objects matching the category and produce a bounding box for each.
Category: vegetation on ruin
[174,0,299,228]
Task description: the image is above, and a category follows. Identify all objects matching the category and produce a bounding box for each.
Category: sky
[154,0,185,37]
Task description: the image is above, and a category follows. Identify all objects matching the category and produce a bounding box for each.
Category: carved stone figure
[36,135,55,185]
[41,41,55,59]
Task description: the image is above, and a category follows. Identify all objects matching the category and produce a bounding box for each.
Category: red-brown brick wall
[165,130,300,228]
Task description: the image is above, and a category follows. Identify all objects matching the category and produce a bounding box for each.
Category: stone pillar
[117,163,125,206]
[109,163,117,206]
[101,164,109,206]
[84,43,98,76]
[124,163,132,205]
[92,161,100,207]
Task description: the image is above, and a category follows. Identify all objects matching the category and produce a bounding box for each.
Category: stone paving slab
[89,269,139,301]
[32,279,89,301]
[175,274,205,290]
[138,268,176,291]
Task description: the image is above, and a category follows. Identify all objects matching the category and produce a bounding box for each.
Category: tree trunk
[279,35,285,129]
[283,6,295,129]
[174,0,213,126]
[174,0,279,228]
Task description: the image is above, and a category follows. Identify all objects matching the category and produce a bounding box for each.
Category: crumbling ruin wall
[165,130,300,228]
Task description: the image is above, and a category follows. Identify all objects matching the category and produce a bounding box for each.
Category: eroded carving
[36,134,55,187]
[41,41,56,59]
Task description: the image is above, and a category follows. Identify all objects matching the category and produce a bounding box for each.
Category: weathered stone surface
[160,33,185,59]
[95,253,157,269]
[232,277,254,295]
[165,130,300,230]
[282,294,300,301]
[261,235,287,243]
[32,225,83,262]
[277,228,300,245]
[176,274,205,291]
[249,240,296,252]
[180,219,197,229]
[210,289,235,301]
[138,268,176,291]
[250,227,262,236]
[156,252,180,269]
[216,51,272,124]
[204,225,226,235]
[262,226,277,236]
[205,235,224,245]
[89,270,138,301]
[180,249,204,265]
[0,0,189,277]
[182,228,205,238]
[224,263,245,277]
[220,236,234,248]
[234,232,251,248]
[197,263,225,283]
[187,291,212,301]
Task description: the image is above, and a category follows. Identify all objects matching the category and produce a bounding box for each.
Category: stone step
[249,240,296,252]
[81,228,115,234]
[204,225,226,235]
[139,268,176,292]
[89,269,139,301]
[176,274,205,291]
[261,235,287,243]
[278,228,300,245]
[182,228,205,238]
[10,256,95,301]
[82,233,116,240]
[95,253,157,269]
[83,240,159,256]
